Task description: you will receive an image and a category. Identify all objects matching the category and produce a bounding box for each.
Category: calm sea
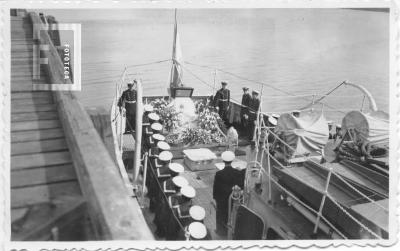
[37,8,389,122]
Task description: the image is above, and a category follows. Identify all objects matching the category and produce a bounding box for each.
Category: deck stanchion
[133,79,144,184]
[266,130,272,202]
[313,167,333,234]
[140,152,149,208]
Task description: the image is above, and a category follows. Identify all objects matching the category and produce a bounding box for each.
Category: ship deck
[123,133,331,240]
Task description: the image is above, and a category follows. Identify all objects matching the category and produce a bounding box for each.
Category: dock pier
[10,10,153,241]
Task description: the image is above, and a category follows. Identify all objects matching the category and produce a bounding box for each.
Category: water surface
[38,8,389,122]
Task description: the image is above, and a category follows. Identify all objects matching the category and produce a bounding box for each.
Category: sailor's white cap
[221,151,235,162]
[143,104,154,112]
[181,185,196,198]
[268,116,277,126]
[158,151,173,162]
[252,90,260,95]
[157,141,170,151]
[168,162,184,173]
[189,205,206,221]
[151,122,163,131]
[152,133,165,141]
[172,176,188,188]
[271,113,280,118]
[336,123,342,128]
[188,222,207,239]
[148,112,160,121]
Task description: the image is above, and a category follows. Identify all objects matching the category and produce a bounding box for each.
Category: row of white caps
[147,106,207,239]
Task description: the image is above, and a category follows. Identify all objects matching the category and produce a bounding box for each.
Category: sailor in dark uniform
[148,150,173,212]
[154,175,189,238]
[118,81,137,134]
[149,141,170,160]
[175,205,210,240]
[164,185,196,240]
[142,104,154,126]
[213,151,244,236]
[142,105,154,144]
[248,90,261,141]
[162,175,188,196]
[148,135,167,167]
[213,81,230,122]
[156,162,184,183]
[144,113,160,148]
[155,185,196,238]
[240,87,251,130]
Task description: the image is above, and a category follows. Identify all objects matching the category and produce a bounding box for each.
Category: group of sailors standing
[212,81,262,141]
[141,103,247,240]
[142,106,210,240]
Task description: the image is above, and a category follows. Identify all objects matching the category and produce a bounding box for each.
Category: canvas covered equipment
[341,110,389,145]
[275,111,329,159]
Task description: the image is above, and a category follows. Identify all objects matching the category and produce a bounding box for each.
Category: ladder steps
[11,119,61,132]
[11,128,64,143]
[11,138,67,155]
[11,151,72,171]
[11,164,76,188]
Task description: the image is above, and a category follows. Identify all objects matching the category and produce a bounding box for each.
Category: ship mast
[169,8,184,90]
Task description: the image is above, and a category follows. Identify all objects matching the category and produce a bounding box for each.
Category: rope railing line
[185,61,299,97]
[257,156,348,239]
[262,126,389,212]
[185,61,353,114]
[300,81,346,110]
[125,59,171,69]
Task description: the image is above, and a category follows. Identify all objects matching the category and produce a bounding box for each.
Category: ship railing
[111,67,134,195]
[251,113,386,239]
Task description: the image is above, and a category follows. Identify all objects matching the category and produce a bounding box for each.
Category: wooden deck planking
[12,197,86,241]
[11,111,58,122]
[10,13,86,241]
[12,128,64,142]
[11,138,68,155]
[11,181,81,209]
[11,151,72,170]
[12,91,52,100]
[11,119,61,132]
[11,164,77,188]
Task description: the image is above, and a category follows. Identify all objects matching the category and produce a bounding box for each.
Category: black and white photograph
[1,0,398,249]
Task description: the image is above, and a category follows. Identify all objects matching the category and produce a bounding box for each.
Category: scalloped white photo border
[0,0,399,251]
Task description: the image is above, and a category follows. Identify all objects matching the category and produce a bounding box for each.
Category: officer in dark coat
[213,81,230,122]
[118,80,137,133]
[240,87,251,130]
[248,90,261,141]
[213,151,244,236]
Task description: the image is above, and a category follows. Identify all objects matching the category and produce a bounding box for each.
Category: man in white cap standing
[213,151,244,236]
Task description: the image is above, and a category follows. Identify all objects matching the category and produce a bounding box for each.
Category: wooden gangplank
[11,11,154,241]
[10,13,86,241]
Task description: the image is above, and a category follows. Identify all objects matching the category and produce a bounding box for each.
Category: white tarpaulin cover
[275,111,329,158]
[341,111,389,145]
